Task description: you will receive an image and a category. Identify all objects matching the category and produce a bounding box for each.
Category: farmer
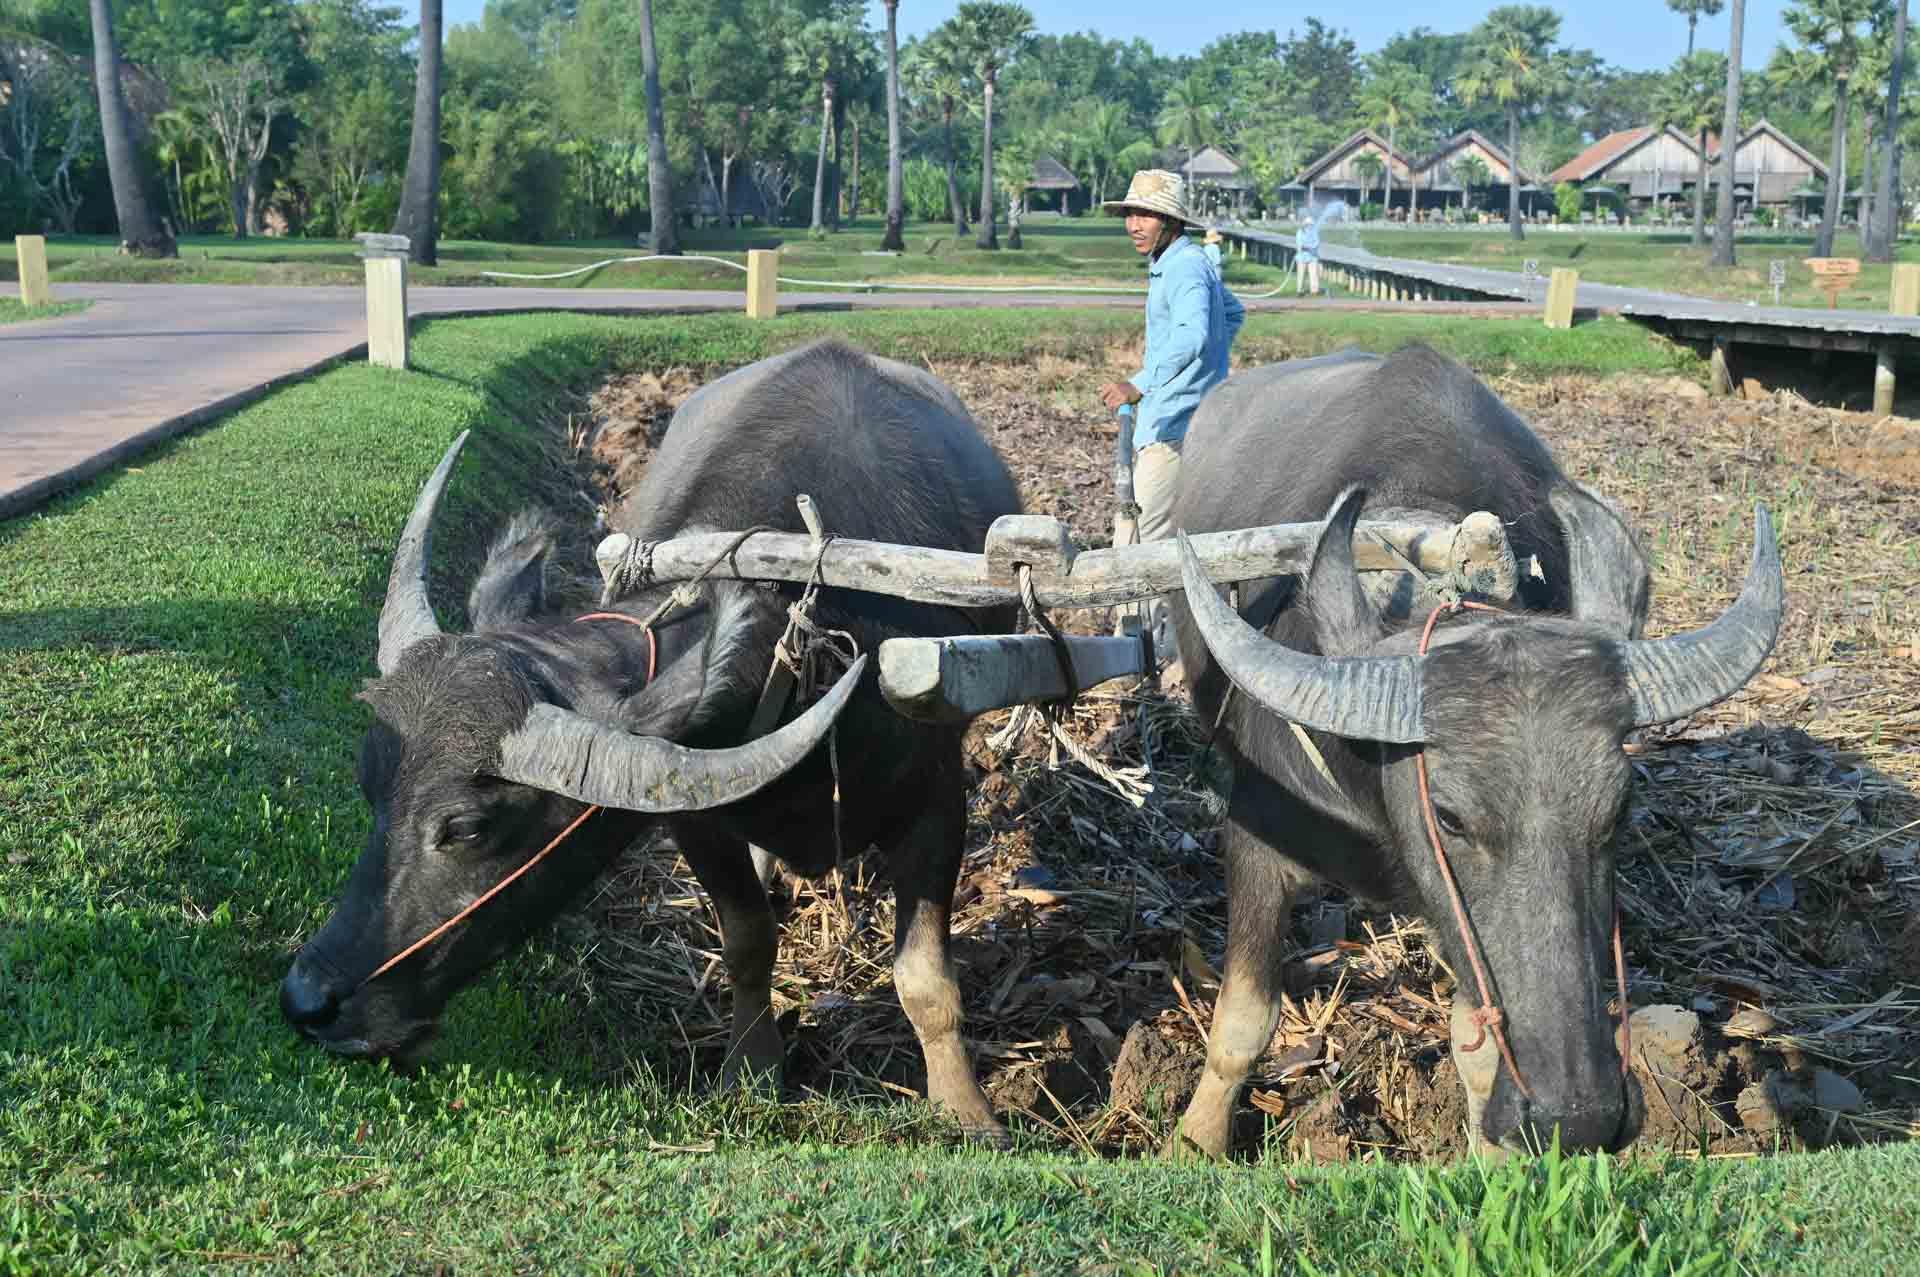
[1098,169,1244,548]
[1294,210,1322,295]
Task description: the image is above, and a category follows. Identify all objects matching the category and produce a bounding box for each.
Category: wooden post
[15,235,50,308]
[1893,263,1920,316]
[1710,337,1733,397]
[1543,267,1578,330]
[356,232,409,371]
[1875,343,1897,416]
[746,249,778,319]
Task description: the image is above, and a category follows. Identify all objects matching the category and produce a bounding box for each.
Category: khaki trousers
[1132,442,1182,544]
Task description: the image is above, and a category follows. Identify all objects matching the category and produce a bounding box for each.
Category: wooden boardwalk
[1219,226,1920,407]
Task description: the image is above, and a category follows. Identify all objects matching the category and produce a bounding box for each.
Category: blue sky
[425,1,1793,74]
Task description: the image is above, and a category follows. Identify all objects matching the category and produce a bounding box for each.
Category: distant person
[1098,169,1245,546]
[1295,213,1322,295]
[1202,226,1224,269]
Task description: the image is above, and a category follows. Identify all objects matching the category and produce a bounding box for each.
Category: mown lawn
[1350,225,1920,311]
[0,219,1291,296]
[0,308,1905,1272]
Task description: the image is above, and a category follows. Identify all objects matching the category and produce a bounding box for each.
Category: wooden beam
[1875,343,1897,416]
[1710,337,1733,397]
[363,256,408,370]
[746,249,778,319]
[1894,263,1920,318]
[879,632,1151,723]
[595,512,1518,611]
[1543,268,1578,330]
[15,235,50,308]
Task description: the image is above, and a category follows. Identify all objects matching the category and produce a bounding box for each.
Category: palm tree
[1668,0,1727,55]
[1360,58,1430,214]
[1782,0,1879,258]
[1074,100,1139,205]
[948,1,1032,250]
[1156,71,1217,185]
[636,0,676,254]
[1870,0,1908,260]
[902,32,972,236]
[1455,5,1569,241]
[1454,152,1492,215]
[1714,0,1746,266]
[1658,51,1727,248]
[881,0,905,251]
[390,0,444,264]
[87,0,174,256]
[788,17,867,234]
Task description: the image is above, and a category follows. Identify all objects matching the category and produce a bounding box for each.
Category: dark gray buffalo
[282,339,1020,1141]
[1167,345,1782,1157]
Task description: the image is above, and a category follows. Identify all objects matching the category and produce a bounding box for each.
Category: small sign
[355,232,411,259]
[1769,259,1786,305]
[1805,256,1860,309]
[1522,259,1541,280]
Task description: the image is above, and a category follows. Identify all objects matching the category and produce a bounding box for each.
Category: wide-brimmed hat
[1102,169,1194,224]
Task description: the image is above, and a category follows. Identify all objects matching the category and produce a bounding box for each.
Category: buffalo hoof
[718,1020,785,1092]
[960,1117,1012,1150]
[1161,1125,1228,1162]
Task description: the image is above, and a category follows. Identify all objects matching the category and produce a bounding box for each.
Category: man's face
[1126,211,1171,254]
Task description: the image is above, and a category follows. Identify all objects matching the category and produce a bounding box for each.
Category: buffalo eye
[438,814,488,847]
[1431,804,1468,839]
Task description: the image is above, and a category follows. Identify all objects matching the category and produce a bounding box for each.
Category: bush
[1358,201,1383,222]
[1555,181,1583,223]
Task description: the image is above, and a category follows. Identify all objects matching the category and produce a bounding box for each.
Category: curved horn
[1177,532,1426,743]
[493,654,868,811]
[1622,505,1783,727]
[377,431,468,675]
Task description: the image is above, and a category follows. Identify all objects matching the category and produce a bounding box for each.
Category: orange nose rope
[356,614,655,990]
[1416,600,1633,1103]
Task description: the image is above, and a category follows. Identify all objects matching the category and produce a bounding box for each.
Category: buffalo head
[1177,485,1782,1152]
[281,433,861,1061]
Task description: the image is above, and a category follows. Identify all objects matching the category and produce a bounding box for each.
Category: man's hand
[1100,381,1142,411]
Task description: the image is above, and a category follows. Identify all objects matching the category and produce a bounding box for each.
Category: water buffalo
[282,339,1021,1142]
[1166,345,1782,1157]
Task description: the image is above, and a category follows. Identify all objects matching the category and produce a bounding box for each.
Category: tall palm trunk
[811,82,832,231]
[1693,127,1708,246]
[943,97,967,235]
[89,0,174,257]
[1687,14,1698,56]
[1384,124,1396,212]
[1817,75,1849,257]
[829,93,845,228]
[1713,0,1744,266]
[881,0,905,251]
[391,0,443,265]
[639,0,677,254]
[1872,0,1909,261]
[1507,105,1524,240]
[976,74,997,249]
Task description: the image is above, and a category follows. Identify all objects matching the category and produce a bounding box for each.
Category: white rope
[478,251,1294,299]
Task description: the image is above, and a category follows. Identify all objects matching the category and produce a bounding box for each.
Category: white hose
[478,251,1294,299]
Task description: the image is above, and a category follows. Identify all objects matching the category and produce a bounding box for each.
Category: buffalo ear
[1549,482,1650,639]
[1302,486,1381,657]
[468,510,555,630]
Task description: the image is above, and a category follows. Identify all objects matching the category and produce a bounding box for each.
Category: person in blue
[1097,169,1244,548]
[1294,210,1322,295]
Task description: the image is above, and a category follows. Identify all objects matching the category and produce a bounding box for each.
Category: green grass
[0,307,1888,1271]
[0,296,87,323]
[0,218,1294,295]
[1348,225,1920,311]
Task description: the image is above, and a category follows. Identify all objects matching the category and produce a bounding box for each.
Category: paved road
[0,280,1538,520]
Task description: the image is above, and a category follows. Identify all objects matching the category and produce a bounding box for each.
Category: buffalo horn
[1622,505,1783,727]
[493,655,868,811]
[376,431,468,675]
[1177,533,1427,743]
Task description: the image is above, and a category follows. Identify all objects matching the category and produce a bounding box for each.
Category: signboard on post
[1769,260,1786,305]
[1805,257,1860,310]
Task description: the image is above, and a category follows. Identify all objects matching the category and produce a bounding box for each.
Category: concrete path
[0,280,1537,520]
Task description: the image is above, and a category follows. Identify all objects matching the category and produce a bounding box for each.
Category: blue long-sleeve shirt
[1126,236,1244,454]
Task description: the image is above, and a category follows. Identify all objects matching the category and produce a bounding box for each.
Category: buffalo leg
[1172,816,1302,1158]
[887,753,1005,1145]
[678,823,784,1087]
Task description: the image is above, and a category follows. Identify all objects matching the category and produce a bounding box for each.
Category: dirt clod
[1109,1022,1200,1119]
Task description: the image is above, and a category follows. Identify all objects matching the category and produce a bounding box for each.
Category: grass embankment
[0,220,1290,295]
[1351,226,1919,311]
[0,296,88,323]
[0,309,1893,1271]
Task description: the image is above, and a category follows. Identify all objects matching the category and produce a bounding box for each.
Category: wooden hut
[1025,153,1083,214]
